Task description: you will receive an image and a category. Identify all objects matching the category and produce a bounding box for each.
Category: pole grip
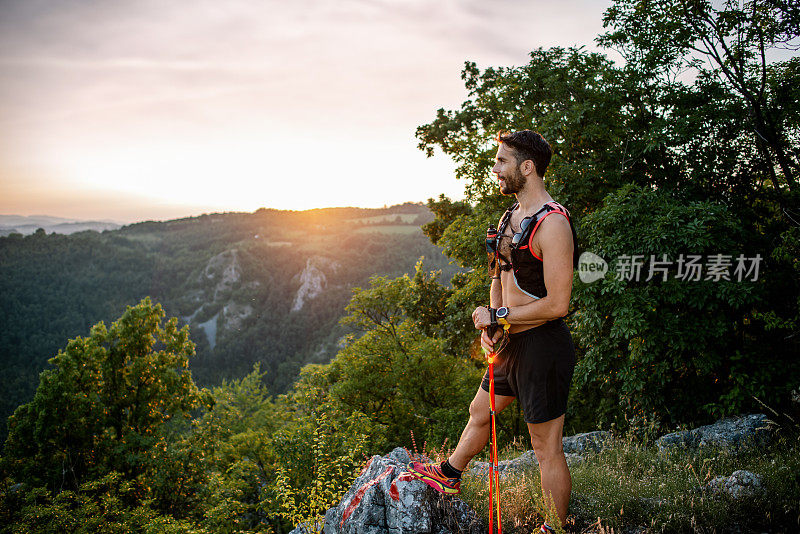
[486,307,498,339]
[486,323,497,339]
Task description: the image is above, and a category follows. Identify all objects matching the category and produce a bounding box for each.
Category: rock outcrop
[202,249,242,300]
[705,470,765,499]
[470,430,613,478]
[655,414,772,452]
[562,431,612,455]
[183,249,256,346]
[321,448,483,534]
[292,256,341,312]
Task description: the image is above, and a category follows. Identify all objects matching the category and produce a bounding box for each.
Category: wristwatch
[496,306,510,327]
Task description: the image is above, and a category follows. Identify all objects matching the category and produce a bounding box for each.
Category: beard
[499,168,526,195]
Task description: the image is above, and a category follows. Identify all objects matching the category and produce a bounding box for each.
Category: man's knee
[468,396,490,425]
[531,433,564,465]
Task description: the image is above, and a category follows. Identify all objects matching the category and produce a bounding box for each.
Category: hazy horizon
[0,198,434,226]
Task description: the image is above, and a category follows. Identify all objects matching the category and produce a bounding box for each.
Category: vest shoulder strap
[525,201,579,268]
[497,201,518,234]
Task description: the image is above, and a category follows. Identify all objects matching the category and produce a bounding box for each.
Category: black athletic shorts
[481,318,576,424]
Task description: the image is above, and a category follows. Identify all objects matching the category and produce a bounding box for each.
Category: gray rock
[656,414,772,453]
[470,449,538,478]
[470,447,589,479]
[564,452,585,467]
[386,447,413,464]
[292,256,342,312]
[706,470,764,499]
[562,431,612,455]
[323,448,482,534]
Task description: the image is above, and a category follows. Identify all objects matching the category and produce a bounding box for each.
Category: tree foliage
[3,298,212,493]
[415,0,799,428]
[600,0,799,198]
[570,185,794,425]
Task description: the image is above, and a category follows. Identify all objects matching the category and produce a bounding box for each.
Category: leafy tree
[600,0,799,200]
[417,47,629,215]
[7,472,200,534]
[271,411,370,534]
[414,0,799,429]
[324,266,492,448]
[571,184,794,426]
[196,365,285,533]
[1,298,214,529]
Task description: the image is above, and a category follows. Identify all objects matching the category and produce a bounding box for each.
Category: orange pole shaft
[487,354,502,534]
[488,357,495,533]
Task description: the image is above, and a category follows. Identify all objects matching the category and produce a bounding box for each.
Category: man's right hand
[480,328,504,353]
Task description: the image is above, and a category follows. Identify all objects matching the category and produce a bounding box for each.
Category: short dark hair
[496,130,552,177]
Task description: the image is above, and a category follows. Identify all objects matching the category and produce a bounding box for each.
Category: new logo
[578,251,608,283]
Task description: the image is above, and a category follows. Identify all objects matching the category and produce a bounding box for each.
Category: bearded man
[408,130,578,533]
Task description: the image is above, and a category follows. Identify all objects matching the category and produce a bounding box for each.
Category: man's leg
[528,414,570,526]
[448,386,516,471]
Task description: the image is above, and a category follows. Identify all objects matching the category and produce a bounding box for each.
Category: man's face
[492,143,526,195]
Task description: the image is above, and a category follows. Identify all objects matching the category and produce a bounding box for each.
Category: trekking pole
[484,324,504,534]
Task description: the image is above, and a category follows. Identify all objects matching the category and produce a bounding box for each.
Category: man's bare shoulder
[533,212,573,254]
[538,211,572,234]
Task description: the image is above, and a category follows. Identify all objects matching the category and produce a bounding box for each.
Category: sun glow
[48,128,459,213]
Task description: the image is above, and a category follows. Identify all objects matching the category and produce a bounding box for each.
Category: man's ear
[520,159,536,177]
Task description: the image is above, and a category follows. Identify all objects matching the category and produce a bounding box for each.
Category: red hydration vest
[496,201,578,299]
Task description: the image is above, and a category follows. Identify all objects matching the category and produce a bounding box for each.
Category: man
[407,130,578,533]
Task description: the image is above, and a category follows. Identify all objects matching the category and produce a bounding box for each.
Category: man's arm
[478,217,506,348]
[488,213,505,309]
[504,215,573,323]
[489,276,502,308]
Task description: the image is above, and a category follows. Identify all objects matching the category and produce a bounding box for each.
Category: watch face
[497,307,508,318]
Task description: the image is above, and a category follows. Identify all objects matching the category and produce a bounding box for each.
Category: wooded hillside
[0,202,458,441]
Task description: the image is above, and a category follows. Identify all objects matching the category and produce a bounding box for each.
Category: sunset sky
[1,0,615,223]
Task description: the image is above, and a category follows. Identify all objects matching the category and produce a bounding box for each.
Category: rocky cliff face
[202,249,243,300]
[184,251,344,350]
[292,256,341,312]
[186,249,256,347]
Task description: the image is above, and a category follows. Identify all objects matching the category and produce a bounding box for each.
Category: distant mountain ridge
[0,214,122,236]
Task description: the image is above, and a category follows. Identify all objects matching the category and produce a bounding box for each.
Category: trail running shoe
[406,461,461,495]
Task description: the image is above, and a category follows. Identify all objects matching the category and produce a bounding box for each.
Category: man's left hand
[472,306,492,330]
